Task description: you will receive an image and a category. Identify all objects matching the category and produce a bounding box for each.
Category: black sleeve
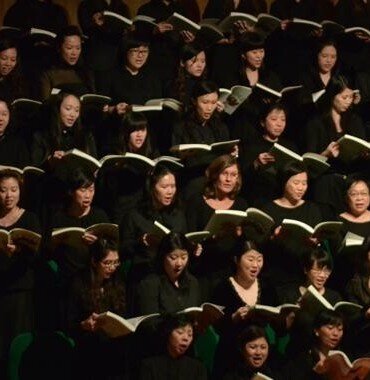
[135,275,160,315]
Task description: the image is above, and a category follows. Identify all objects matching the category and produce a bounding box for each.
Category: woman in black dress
[345,237,370,356]
[66,238,128,380]
[240,102,297,206]
[186,154,248,295]
[211,239,277,379]
[50,168,109,282]
[339,177,370,237]
[261,161,322,287]
[0,99,30,168]
[96,111,159,222]
[121,165,187,285]
[0,38,30,101]
[172,80,233,200]
[31,91,97,167]
[283,309,345,380]
[38,25,95,101]
[167,43,207,107]
[222,325,276,380]
[133,232,201,316]
[304,75,368,218]
[0,169,41,372]
[138,314,207,380]
[277,247,341,358]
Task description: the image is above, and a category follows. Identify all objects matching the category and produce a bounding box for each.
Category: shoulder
[19,210,41,232]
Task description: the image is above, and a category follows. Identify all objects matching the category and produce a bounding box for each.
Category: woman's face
[60,95,80,128]
[332,88,353,113]
[306,260,331,291]
[128,128,147,152]
[237,249,263,282]
[168,324,193,358]
[164,249,189,283]
[284,172,308,203]
[347,181,370,217]
[195,91,218,121]
[243,337,269,369]
[0,177,20,211]
[0,47,17,76]
[0,101,10,136]
[61,35,81,66]
[216,164,239,196]
[71,183,95,210]
[184,51,206,77]
[243,48,265,70]
[96,250,120,280]
[262,109,286,140]
[126,45,149,72]
[315,323,343,351]
[153,173,176,207]
[318,45,337,75]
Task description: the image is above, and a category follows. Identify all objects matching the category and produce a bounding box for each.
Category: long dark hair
[83,239,125,314]
[55,26,93,92]
[322,74,353,132]
[0,38,27,100]
[116,111,154,157]
[174,44,207,104]
[184,80,222,138]
[44,91,91,156]
[156,232,194,273]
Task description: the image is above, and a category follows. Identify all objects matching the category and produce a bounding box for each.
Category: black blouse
[134,271,201,315]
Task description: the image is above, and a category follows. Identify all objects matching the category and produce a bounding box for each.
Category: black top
[241,134,298,207]
[0,132,30,169]
[212,277,277,379]
[31,128,97,167]
[261,200,322,287]
[338,216,370,237]
[303,111,366,174]
[50,207,109,279]
[277,283,342,357]
[282,349,324,380]
[121,203,187,260]
[139,354,207,380]
[66,267,126,332]
[3,0,68,33]
[0,210,41,292]
[134,271,201,315]
[262,200,322,227]
[109,66,163,106]
[186,193,248,277]
[203,0,267,19]
[222,363,275,380]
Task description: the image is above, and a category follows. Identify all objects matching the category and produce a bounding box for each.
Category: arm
[135,276,160,315]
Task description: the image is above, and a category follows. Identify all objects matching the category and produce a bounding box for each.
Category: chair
[194,326,220,373]
[7,331,75,380]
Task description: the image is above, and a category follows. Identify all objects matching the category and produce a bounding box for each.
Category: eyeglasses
[101,260,120,268]
[310,268,331,276]
[348,192,369,198]
[129,48,149,56]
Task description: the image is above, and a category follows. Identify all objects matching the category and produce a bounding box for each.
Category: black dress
[277,284,341,358]
[50,206,109,280]
[303,112,368,217]
[211,277,277,379]
[186,193,249,295]
[109,66,163,106]
[0,210,41,363]
[0,131,30,169]
[240,135,298,207]
[261,200,322,287]
[139,354,208,380]
[121,203,187,285]
[78,0,130,95]
[172,115,230,200]
[133,271,201,316]
[66,267,128,380]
